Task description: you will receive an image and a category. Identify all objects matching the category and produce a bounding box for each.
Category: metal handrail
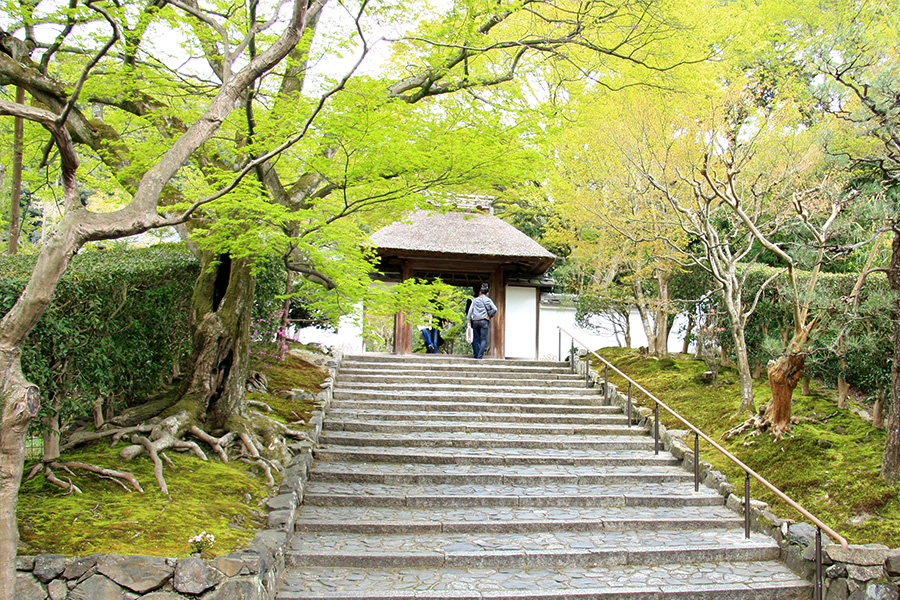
[557,326,848,600]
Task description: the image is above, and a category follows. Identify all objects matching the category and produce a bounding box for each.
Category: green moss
[19,443,268,557]
[18,342,329,557]
[599,348,900,546]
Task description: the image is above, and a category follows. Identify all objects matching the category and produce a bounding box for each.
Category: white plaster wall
[504,286,538,359]
[287,311,365,354]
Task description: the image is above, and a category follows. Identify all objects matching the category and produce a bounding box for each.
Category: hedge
[0,243,199,422]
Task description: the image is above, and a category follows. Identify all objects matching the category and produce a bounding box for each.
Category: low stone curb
[574,356,900,600]
[14,350,342,600]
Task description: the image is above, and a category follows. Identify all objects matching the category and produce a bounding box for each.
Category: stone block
[848,582,899,600]
[16,556,36,571]
[203,579,265,600]
[142,593,187,600]
[786,522,818,548]
[267,509,295,531]
[278,475,303,495]
[846,564,884,582]
[827,564,849,579]
[48,578,68,600]
[209,557,245,578]
[34,555,67,584]
[173,557,223,595]
[825,577,849,600]
[63,555,99,580]
[68,574,125,600]
[781,543,816,581]
[827,544,891,567]
[14,572,47,600]
[885,550,900,576]
[266,492,298,512]
[97,555,173,593]
[725,493,743,513]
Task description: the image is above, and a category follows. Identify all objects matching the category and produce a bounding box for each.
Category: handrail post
[570,340,575,374]
[694,434,700,492]
[627,382,632,427]
[653,402,659,455]
[815,527,823,600]
[604,364,609,405]
[558,329,561,362]
[744,472,751,539]
[584,351,590,388]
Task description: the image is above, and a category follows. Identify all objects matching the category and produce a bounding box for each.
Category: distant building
[369,205,555,358]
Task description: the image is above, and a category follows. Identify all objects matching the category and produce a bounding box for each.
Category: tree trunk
[837,356,850,409]
[765,352,805,436]
[731,328,756,414]
[170,253,255,433]
[681,312,694,355]
[41,412,61,462]
[801,374,811,396]
[7,86,24,256]
[0,227,81,600]
[653,273,670,357]
[0,349,40,600]
[882,228,900,483]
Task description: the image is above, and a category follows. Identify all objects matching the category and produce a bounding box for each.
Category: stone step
[324,419,639,436]
[340,355,569,369]
[277,561,812,600]
[302,481,722,508]
[325,408,628,425]
[285,529,780,569]
[334,381,599,395]
[274,354,812,600]
[317,431,653,450]
[313,445,677,466]
[294,504,745,534]
[307,462,693,486]
[337,371,586,384]
[328,399,621,415]
[332,390,608,405]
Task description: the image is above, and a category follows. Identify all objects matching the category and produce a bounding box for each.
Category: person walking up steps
[466,283,497,359]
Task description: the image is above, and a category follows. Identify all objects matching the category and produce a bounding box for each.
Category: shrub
[0,243,198,423]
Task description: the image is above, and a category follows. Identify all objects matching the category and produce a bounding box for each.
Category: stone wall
[585,363,900,600]
[14,351,341,600]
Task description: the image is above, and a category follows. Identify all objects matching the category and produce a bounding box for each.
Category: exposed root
[190,426,235,462]
[252,410,315,444]
[239,432,276,486]
[248,400,272,412]
[26,460,144,494]
[61,424,154,452]
[44,465,82,494]
[723,404,769,439]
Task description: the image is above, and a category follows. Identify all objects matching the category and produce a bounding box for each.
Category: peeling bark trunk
[732,330,756,414]
[837,356,850,409]
[41,412,61,462]
[882,228,900,483]
[765,353,805,436]
[171,253,255,433]
[801,374,811,397]
[681,312,694,355]
[0,349,40,600]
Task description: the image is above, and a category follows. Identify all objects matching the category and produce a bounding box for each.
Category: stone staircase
[277,355,813,599]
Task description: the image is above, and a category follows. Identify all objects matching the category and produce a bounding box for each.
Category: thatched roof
[370,210,555,277]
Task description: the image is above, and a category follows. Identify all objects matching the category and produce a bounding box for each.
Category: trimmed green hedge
[0,243,198,420]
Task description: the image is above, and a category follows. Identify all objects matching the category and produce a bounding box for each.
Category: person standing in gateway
[466,283,498,359]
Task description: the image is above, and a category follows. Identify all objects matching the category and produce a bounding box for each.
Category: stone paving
[276,355,813,600]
